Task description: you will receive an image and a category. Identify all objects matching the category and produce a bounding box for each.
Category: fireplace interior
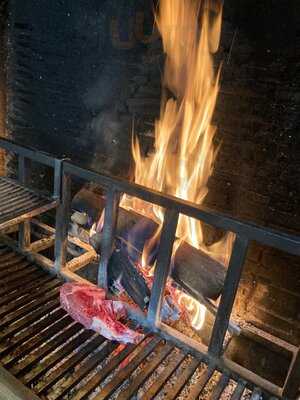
[0,0,299,399]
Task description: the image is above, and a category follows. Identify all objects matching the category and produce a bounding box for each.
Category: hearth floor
[0,244,278,400]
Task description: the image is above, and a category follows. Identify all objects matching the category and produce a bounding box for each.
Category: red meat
[60,283,144,344]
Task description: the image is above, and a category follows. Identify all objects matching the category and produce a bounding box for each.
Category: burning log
[108,249,151,310]
[91,206,226,301]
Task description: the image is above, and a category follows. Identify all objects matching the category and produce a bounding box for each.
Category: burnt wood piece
[108,249,151,310]
[93,206,226,300]
[71,186,105,222]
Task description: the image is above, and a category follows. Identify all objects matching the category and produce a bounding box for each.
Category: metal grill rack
[0,177,56,230]
[0,139,299,399]
[0,246,278,400]
[0,137,97,280]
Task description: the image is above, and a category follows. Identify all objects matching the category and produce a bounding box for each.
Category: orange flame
[121,0,231,330]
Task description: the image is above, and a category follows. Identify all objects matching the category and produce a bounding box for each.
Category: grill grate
[0,245,278,400]
[0,177,57,229]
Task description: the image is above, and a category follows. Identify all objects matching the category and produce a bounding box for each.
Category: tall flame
[121,0,230,330]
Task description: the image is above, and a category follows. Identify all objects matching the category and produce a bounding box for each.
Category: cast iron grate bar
[0,308,67,359]
[163,357,201,400]
[186,364,216,400]
[92,337,162,400]
[0,246,280,400]
[0,273,56,307]
[0,176,57,229]
[0,278,61,318]
[210,373,231,400]
[114,342,174,400]
[231,381,247,400]
[140,350,187,400]
[22,329,95,385]
[0,259,31,279]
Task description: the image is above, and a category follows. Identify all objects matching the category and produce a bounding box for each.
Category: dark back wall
[8,0,156,176]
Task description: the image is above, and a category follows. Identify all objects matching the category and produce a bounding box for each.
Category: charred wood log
[92,207,226,300]
[108,249,151,310]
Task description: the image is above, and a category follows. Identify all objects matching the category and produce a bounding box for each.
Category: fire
[121,0,231,330]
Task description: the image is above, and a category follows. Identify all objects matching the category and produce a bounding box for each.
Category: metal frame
[0,138,299,398]
[0,138,97,280]
[59,160,300,399]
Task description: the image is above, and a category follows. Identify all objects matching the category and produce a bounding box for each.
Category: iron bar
[211,373,230,400]
[51,341,120,400]
[0,299,60,342]
[0,248,283,399]
[152,321,282,397]
[0,287,60,329]
[0,200,58,231]
[36,334,105,395]
[282,347,300,399]
[186,365,215,400]
[2,315,73,368]
[140,351,186,400]
[0,137,56,167]
[147,209,179,326]
[0,260,31,279]
[0,269,46,298]
[53,158,63,198]
[208,235,249,357]
[54,173,71,272]
[163,357,201,400]
[231,381,247,400]
[115,342,173,400]
[71,343,144,400]
[98,187,120,289]
[63,162,300,256]
[11,323,82,377]
[0,309,66,359]
[92,338,161,400]
[23,329,94,385]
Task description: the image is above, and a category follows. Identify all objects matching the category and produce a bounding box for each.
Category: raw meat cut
[60,283,144,344]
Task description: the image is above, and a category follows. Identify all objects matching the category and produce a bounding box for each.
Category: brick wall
[7,0,300,344]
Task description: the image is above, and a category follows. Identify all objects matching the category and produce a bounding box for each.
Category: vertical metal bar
[54,172,71,272]
[208,235,249,357]
[282,347,300,399]
[53,159,63,199]
[19,221,31,250]
[18,155,31,250]
[18,155,30,184]
[97,188,120,289]
[147,209,179,327]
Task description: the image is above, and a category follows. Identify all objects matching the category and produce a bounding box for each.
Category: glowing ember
[120,0,232,330]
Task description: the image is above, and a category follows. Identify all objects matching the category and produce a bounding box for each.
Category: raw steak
[60,283,144,344]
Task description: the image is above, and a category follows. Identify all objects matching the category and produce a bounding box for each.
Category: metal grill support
[0,250,284,400]
[60,160,300,399]
[0,139,299,399]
